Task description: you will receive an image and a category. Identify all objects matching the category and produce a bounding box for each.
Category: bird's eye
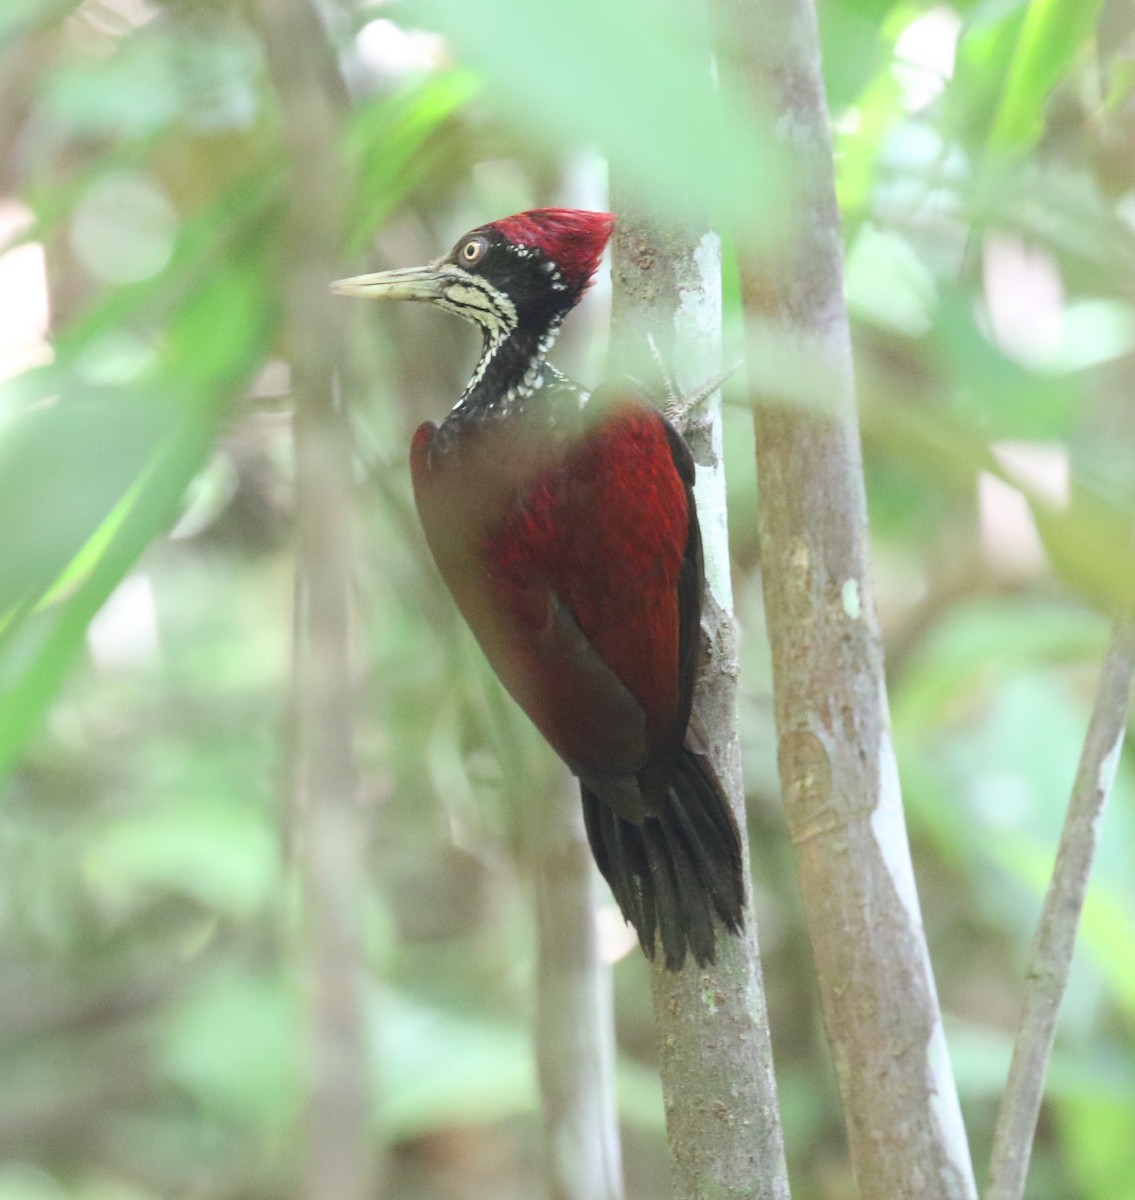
[459,237,488,266]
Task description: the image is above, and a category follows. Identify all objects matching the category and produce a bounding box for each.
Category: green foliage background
[0,0,1133,1197]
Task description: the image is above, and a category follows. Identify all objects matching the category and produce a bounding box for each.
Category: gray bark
[532,771,625,1200]
[986,614,1135,1200]
[256,4,372,1199]
[610,202,790,1200]
[717,0,978,1195]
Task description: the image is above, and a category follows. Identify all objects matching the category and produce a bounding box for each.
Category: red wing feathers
[485,404,689,749]
[411,400,695,778]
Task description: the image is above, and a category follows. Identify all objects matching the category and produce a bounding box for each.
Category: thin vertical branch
[717,0,977,1194]
[531,769,625,1200]
[986,612,1135,1200]
[609,199,789,1197]
[255,5,371,1200]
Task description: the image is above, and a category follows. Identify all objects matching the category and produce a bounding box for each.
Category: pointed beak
[329,263,447,303]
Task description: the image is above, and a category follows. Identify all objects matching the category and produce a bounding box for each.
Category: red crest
[489,208,615,293]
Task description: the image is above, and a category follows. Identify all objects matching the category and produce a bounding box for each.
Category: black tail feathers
[581,750,745,970]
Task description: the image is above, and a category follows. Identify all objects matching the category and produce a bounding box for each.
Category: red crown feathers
[489,208,615,294]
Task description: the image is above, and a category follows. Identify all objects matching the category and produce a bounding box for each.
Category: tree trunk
[987,610,1135,1200]
[718,0,978,1195]
[532,770,625,1200]
[610,199,790,1200]
[255,4,373,1199]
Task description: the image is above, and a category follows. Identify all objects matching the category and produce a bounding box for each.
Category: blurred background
[1,0,1134,1197]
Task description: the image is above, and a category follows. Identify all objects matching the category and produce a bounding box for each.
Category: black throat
[453,282,575,418]
[461,323,560,412]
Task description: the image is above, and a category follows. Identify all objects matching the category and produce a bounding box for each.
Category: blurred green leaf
[43,32,182,138]
[415,0,786,238]
[987,0,1105,153]
[83,798,278,919]
[0,398,174,618]
[951,0,1030,146]
[377,989,536,1137]
[164,966,300,1126]
[376,988,663,1138]
[1061,1094,1135,1200]
[0,256,272,779]
[0,1164,68,1200]
[346,71,480,252]
[893,598,1106,734]
[0,0,75,46]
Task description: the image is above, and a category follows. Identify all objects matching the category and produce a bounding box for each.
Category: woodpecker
[333,209,743,969]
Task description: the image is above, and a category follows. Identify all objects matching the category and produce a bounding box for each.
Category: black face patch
[444,231,574,330]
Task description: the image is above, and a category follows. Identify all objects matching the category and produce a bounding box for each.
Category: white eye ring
[460,237,487,265]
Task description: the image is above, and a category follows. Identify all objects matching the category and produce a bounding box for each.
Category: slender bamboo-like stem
[986,613,1135,1200]
[532,769,625,1200]
[255,5,371,1200]
[717,0,977,1194]
[609,198,790,1200]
